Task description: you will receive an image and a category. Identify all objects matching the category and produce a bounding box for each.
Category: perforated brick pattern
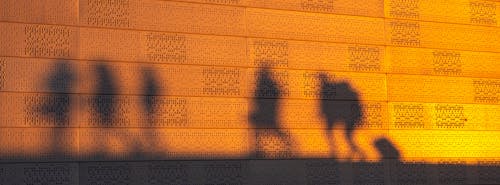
[0,0,499,184]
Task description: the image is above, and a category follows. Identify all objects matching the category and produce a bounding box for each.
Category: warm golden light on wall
[0,0,499,184]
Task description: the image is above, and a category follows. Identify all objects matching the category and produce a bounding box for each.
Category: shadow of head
[256,67,279,96]
[47,60,75,92]
[95,63,116,94]
[374,137,401,160]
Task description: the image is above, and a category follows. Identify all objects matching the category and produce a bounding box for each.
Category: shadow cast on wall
[34,60,75,160]
[29,60,398,162]
[8,59,498,184]
[249,67,293,158]
[32,61,167,161]
[318,73,365,160]
[93,63,118,127]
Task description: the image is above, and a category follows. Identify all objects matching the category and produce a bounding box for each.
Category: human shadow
[91,63,163,160]
[318,73,365,160]
[249,67,292,158]
[142,66,160,126]
[14,60,500,184]
[139,66,165,160]
[93,63,118,126]
[34,60,75,161]
[31,61,160,161]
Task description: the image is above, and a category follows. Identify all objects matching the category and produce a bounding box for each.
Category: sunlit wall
[0,0,499,184]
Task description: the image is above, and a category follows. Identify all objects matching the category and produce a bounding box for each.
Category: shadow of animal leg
[326,129,337,158]
[346,129,366,161]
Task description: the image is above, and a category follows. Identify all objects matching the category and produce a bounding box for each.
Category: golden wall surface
[0,0,499,184]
